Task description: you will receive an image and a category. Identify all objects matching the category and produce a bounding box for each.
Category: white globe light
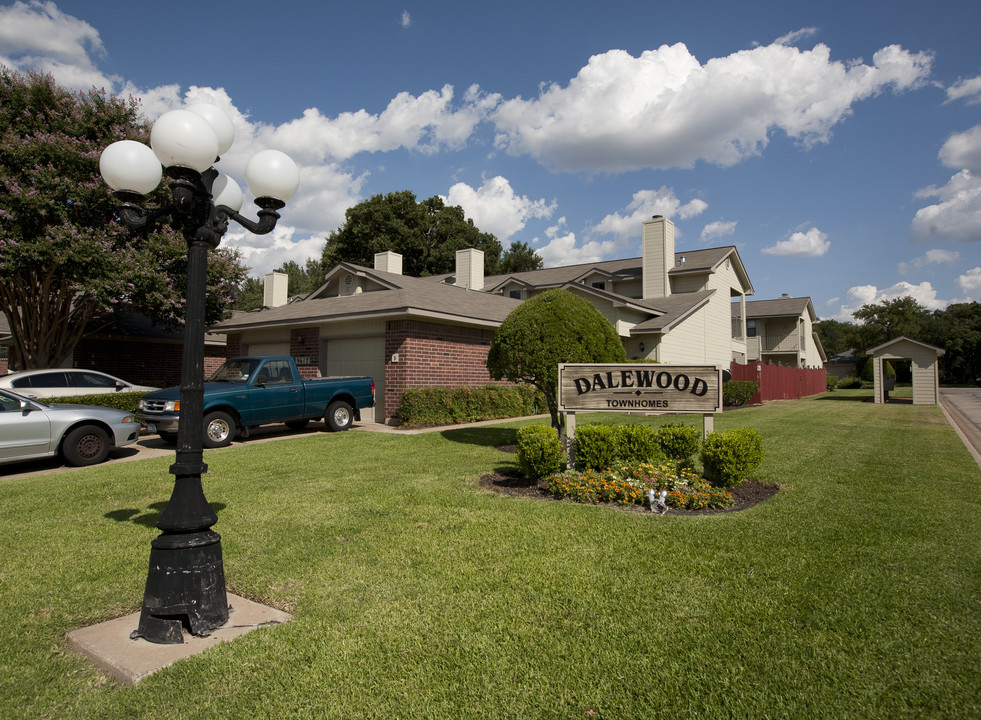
[187,103,235,156]
[212,174,243,212]
[99,140,162,195]
[245,150,300,202]
[150,109,219,172]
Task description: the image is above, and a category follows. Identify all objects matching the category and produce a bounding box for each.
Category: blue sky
[2,0,980,321]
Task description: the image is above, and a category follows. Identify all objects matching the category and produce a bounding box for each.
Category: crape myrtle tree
[487,289,626,433]
[320,190,543,277]
[0,68,247,369]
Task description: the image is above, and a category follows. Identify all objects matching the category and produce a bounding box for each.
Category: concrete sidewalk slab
[66,593,292,684]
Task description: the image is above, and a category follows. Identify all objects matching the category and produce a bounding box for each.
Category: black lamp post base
[131,529,229,644]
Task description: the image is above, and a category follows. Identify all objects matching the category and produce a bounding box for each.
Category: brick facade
[384,319,504,421]
[290,328,321,379]
[73,337,227,388]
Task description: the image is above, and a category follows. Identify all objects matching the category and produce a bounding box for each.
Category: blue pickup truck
[136,356,375,448]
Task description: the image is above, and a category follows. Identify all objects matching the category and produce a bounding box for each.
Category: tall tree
[321,190,541,276]
[0,68,247,368]
[497,240,544,274]
[814,318,863,357]
[234,258,325,311]
[852,296,930,349]
[487,289,626,432]
[926,302,981,383]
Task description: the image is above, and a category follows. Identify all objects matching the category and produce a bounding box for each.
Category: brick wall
[73,338,226,388]
[290,328,321,378]
[225,333,242,357]
[384,319,505,421]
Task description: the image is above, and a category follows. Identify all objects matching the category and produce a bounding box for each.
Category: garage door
[323,337,385,423]
[247,342,290,357]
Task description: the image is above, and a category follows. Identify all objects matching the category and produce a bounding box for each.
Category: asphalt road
[939,387,981,467]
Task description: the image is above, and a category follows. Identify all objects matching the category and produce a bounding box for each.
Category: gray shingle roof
[732,296,814,320]
[216,265,522,331]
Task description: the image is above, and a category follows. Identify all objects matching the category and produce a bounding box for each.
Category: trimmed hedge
[42,391,145,412]
[723,380,758,407]
[397,385,545,427]
[573,424,667,471]
[656,423,701,466]
[516,426,564,478]
[701,427,765,487]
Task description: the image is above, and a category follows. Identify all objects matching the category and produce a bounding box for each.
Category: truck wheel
[285,419,310,431]
[203,411,236,448]
[325,401,353,432]
[63,425,111,466]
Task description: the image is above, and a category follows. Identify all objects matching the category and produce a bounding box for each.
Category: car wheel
[157,432,178,445]
[325,401,353,432]
[203,411,236,448]
[285,419,310,431]
[63,425,111,466]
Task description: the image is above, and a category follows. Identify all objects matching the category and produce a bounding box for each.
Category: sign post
[558,364,723,456]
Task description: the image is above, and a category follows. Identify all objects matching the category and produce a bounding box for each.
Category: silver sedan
[0,388,140,467]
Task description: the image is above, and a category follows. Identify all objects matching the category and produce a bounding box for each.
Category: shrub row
[517,422,764,490]
[723,380,758,406]
[398,385,545,427]
[571,423,702,471]
[42,391,145,412]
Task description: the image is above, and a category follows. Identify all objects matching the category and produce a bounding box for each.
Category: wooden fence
[729,362,827,405]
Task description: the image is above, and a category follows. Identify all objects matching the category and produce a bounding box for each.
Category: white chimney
[374,250,403,275]
[455,248,484,290]
[263,271,288,308]
[642,215,675,300]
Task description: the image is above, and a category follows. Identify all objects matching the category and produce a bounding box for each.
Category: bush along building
[215,216,826,424]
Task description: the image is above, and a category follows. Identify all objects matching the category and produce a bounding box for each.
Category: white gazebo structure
[867,336,946,405]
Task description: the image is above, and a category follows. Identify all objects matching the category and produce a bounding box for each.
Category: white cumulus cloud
[957,267,981,299]
[442,176,555,244]
[491,41,932,173]
[762,227,829,257]
[898,248,960,275]
[946,75,981,105]
[831,281,948,320]
[700,220,737,243]
[534,218,620,268]
[591,188,708,242]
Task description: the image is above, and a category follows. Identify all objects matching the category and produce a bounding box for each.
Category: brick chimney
[263,271,288,308]
[374,250,403,275]
[642,215,675,300]
[454,248,484,290]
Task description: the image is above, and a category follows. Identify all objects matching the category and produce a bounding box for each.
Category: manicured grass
[0,390,978,718]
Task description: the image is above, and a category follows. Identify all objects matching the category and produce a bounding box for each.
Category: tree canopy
[815,296,981,384]
[0,68,247,369]
[320,190,543,277]
[487,289,626,431]
[235,258,325,311]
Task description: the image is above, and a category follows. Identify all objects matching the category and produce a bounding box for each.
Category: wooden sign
[558,364,723,414]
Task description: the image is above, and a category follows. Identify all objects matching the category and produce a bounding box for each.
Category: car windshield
[208,358,260,383]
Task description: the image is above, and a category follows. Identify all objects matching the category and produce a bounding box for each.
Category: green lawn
[1,390,978,719]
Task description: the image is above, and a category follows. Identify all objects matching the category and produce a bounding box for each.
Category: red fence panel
[729,362,827,405]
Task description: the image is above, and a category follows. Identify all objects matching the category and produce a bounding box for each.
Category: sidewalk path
[939,388,981,469]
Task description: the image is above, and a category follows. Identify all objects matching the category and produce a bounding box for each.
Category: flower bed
[546,460,734,510]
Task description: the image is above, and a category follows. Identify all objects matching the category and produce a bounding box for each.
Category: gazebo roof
[867,335,945,357]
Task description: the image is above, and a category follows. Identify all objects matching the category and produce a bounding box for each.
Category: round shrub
[516,425,564,478]
[723,380,758,407]
[837,375,862,389]
[826,375,839,392]
[656,424,701,466]
[613,425,662,464]
[701,427,764,487]
[573,424,618,471]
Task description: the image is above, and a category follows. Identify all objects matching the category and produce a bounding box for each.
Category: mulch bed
[479,445,779,515]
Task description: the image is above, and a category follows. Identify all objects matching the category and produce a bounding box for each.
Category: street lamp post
[100,105,298,644]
